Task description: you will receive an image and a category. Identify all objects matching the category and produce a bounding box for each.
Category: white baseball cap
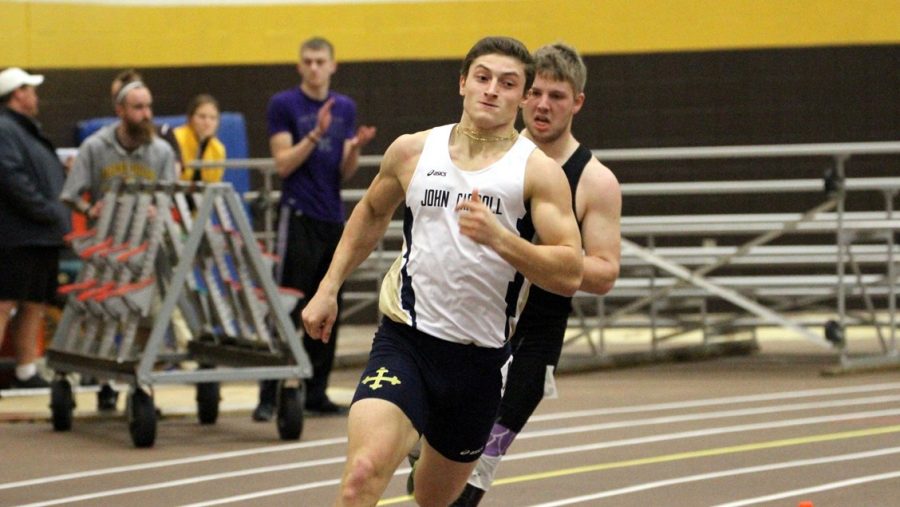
[0,67,44,96]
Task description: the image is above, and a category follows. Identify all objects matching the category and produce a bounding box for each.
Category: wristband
[306,131,321,144]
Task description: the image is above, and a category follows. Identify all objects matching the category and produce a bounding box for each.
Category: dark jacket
[0,107,70,247]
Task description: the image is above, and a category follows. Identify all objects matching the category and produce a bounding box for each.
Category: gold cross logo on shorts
[362,367,401,390]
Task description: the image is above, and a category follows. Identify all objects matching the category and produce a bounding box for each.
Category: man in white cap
[0,67,71,389]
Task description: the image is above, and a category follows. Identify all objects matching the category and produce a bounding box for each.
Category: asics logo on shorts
[361,367,402,390]
[459,446,484,456]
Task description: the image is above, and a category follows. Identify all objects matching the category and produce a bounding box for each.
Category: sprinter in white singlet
[378,122,535,348]
[453,42,623,507]
[301,36,583,507]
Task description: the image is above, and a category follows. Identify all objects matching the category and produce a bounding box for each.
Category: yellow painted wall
[1,0,898,68]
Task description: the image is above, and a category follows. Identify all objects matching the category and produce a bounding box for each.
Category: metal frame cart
[47,180,311,447]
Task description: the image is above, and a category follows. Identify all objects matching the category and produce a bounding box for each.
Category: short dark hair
[460,36,535,93]
[186,93,220,117]
[300,37,335,59]
[533,43,587,95]
[0,91,12,105]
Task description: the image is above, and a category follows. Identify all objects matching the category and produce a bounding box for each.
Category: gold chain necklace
[457,125,518,143]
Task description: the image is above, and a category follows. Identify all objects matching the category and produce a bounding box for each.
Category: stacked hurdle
[46,180,311,447]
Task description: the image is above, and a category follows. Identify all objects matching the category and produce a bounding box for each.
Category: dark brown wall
[32,44,899,211]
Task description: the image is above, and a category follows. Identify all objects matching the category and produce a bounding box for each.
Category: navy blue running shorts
[352,317,511,462]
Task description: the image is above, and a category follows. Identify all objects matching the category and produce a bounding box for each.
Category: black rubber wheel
[49,378,75,431]
[128,388,157,448]
[276,384,304,441]
[196,382,220,425]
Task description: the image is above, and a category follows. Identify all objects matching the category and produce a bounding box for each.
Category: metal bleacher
[576,142,900,372]
[207,140,899,372]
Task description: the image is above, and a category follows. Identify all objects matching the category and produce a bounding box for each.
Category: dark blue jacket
[0,107,70,247]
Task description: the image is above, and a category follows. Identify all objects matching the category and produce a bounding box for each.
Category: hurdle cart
[46,180,311,447]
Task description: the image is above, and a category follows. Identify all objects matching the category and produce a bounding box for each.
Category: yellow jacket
[173,124,226,183]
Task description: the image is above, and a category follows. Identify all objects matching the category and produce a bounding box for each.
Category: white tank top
[379,124,536,348]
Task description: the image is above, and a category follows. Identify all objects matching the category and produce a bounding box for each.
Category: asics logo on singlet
[426,169,447,177]
[361,367,401,390]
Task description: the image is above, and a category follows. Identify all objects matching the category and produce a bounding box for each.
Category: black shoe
[97,384,118,411]
[304,398,348,416]
[450,484,486,507]
[252,401,275,422]
[11,374,50,389]
[406,453,418,495]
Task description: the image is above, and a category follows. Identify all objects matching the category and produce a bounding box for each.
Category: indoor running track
[2,351,899,506]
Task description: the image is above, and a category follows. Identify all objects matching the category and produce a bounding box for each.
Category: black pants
[260,211,344,407]
[497,305,567,433]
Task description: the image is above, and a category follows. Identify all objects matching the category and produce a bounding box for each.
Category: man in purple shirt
[253,36,376,419]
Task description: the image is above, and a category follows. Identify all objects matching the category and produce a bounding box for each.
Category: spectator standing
[0,68,71,389]
[253,36,376,420]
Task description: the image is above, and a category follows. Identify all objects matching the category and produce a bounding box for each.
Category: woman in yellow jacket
[174,94,226,183]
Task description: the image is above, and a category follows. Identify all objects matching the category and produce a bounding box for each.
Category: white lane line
[528,381,900,423]
[5,382,897,490]
[521,394,900,440]
[529,447,900,507]
[99,409,900,507]
[15,457,346,507]
[506,408,900,462]
[711,470,900,507]
[0,437,347,491]
[5,392,900,494]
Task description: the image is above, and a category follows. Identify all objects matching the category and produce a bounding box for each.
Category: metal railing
[191,140,900,370]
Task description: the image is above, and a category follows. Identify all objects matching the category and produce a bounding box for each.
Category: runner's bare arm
[456,151,583,296]
[577,159,621,294]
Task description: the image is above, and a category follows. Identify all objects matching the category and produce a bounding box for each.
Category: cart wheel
[128,387,157,448]
[49,378,75,431]
[276,384,304,441]
[196,382,220,425]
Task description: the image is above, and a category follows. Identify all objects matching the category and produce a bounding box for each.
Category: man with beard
[62,77,177,411]
[61,79,176,216]
[448,42,621,506]
[109,69,182,173]
[59,80,176,412]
